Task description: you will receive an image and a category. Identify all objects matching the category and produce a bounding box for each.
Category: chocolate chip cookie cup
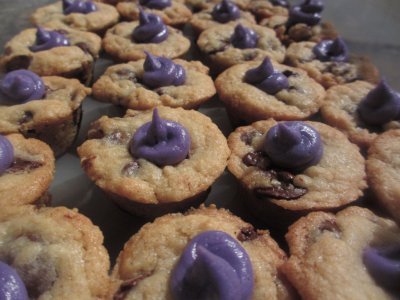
[0,27,101,85]
[92,53,216,110]
[215,58,325,126]
[0,205,111,299]
[30,0,119,35]
[189,0,256,34]
[0,133,54,207]
[227,119,367,230]
[197,22,286,73]
[321,80,400,150]
[0,70,91,156]
[102,11,190,62]
[367,130,400,225]
[109,205,297,300]
[77,107,230,218]
[285,38,379,89]
[282,207,400,299]
[116,0,192,27]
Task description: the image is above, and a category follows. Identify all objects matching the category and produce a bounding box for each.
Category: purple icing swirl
[139,0,171,10]
[358,80,400,126]
[170,231,254,300]
[0,135,14,175]
[0,70,45,103]
[132,10,168,44]
[244,58,289,95]
[313,37,349,62]
[363,245,400,291]
[211,0,240,23]
[29,27,70,52]
[231,24,258,49]
[270,0,289,8]
[130,108,190,166]
[142,52,186,88]
[0,261,28,300]
[62,0,97,15]
[264,121,323,171]
[287,0,324,27]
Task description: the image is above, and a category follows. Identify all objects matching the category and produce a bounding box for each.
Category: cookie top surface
[282,206,400,300]
[367,129,400,225]
[0,205,110,299]
[102,21,190,62]
[77,106,230,204]
[30,1,119,33]
[197,21,286,69]
[0,27,101,78]
[116,1,192,27]
[0,76,90,134]
[110,205,296,300]
[215,60,325,122]
[227,119,366,210]
[0,133,55,206]
[92,59,215,110]
[285,41,379,89]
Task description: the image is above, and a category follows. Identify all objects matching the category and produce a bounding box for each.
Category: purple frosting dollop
[29,27,70,52]
[0,261,28,300]
[287,0,324,27]
[264,121,323,171]
[313,37,349,62]
[0,70,45,103]
[130,108,190,166]
[231,24,258,49]
[363,245,400,291]
[244,58,289,95]
[139,0,171,10]
[132,10,168,44]
[211,0,240,23]
[270,0,289,8]
[170,231,254,300]
[62,0,97,15]
[357,80,400,126]
[142,52,186,88]
[0,135,14,175]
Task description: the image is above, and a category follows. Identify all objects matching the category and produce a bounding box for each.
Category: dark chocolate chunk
[75,42,90,54]
[243,51,258,61]
[18,111,34,124]
[242,151,270,170]
[6,55,32,71]
[237,226,258,241]
[116,69,137,83]
[113,273,152,300]
[6,159,43,174]
[81,156,96,171]
[318,219,341,236]
[282,70,297,77]
[88,128,105,139]
[240,130,262,145]
[122,160,140,176]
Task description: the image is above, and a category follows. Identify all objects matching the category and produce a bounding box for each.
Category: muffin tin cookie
[0,133,54,207]
[367,130,400,225]
[197,21,286,73]
[30,0,119,34]
[116,0,192,27]
[227,119,367,228]
[215,59,325,125]
[282,206,400,299]
[92,57,215,110]
[78,107,230,217]
[0,205,110,299]
[0,73,91,156]
[109,205,297,300]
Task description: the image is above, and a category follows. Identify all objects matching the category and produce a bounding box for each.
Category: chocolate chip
[282,70,297,77]
[122,160,140,176]
[81,156,96,171]
[18,111,33,124]
[319,219,341,236]
[237,226,258,241]
[113,273,152,300]
[75,42,90,55]
[88,128,105,139]
[254,169,307,200]
[5,159,43,174]
[240,130,262,145]
[242,151,270,170]
[243,51,258,61]
[116,69,137,83]
[6,55,31,71]
[106,131,128,144]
